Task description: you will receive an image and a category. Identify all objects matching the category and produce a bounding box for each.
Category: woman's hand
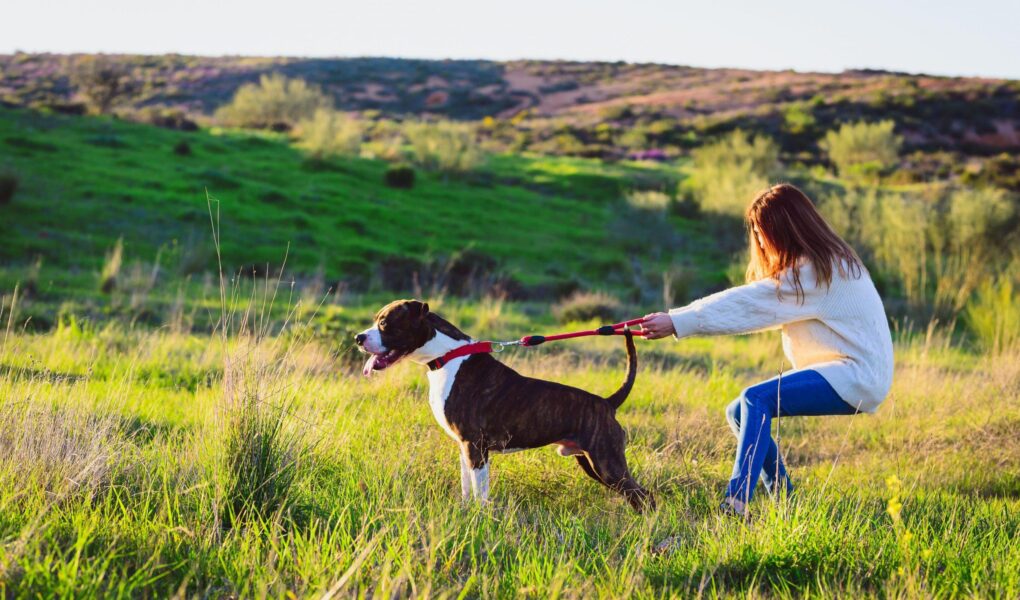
[641,312,676,340]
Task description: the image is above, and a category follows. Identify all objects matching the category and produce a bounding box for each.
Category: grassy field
[1,286,1018,597]
[0,106,734,303]
[2,91,1019,597]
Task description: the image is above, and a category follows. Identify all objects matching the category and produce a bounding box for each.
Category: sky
[3,0,1019,79]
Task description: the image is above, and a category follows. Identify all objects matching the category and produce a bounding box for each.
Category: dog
[356,299,653,511]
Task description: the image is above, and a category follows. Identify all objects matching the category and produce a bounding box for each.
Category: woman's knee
[742,381,775,412]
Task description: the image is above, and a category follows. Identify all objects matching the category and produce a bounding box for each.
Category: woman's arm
[644,264,824,340]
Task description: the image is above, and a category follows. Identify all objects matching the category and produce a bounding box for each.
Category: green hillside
[1,107,732,303]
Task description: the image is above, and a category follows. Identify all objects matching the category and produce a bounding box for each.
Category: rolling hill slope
[0,106,730,302]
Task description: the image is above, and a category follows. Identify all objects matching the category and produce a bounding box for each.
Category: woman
[641,184,893,517]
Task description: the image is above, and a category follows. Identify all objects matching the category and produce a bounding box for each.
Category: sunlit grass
[1,298,1017,597]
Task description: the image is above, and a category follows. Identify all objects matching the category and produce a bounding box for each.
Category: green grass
[2,104,1019,598]
[0,107,726,298]
[1,293,1018,597]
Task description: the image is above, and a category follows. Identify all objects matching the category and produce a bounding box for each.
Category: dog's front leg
[470,463,490,502]
[462,442,490,503]
[459,451,472,501]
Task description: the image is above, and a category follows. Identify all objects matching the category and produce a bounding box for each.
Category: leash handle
[519,317,649,347]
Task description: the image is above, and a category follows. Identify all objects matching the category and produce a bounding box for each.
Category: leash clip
[492,340,522,353]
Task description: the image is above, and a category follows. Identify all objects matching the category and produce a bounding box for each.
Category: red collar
[426,341,493,371]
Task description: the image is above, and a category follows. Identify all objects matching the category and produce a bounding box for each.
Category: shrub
[670,188,701,219]
[966,277,1020,353]
[820,120,902,181]
[215,74,331,130]
[131,107,199,131]
[384,164,416,189]
[70,56,132,115]
[293,108,362,159]
[553,291,622,324]
[783,104,817,135]
[947,187,1015,251]
[404,121,483,174]
[683,130,780,215]
[0,172,17,205]
[173,140,192,156]
[820,186,1018,320]
[625,189,671,213]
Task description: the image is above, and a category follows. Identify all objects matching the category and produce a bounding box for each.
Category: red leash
[426,318,647,370]
[518,317,649,346]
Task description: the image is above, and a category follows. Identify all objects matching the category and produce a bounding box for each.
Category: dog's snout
[355,333,367,346]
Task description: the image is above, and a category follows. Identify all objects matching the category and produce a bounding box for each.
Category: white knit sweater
[668,260,894,413]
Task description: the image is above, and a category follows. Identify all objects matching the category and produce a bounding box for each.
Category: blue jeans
[725,370,858,503]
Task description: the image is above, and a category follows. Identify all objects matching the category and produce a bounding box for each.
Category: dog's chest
[425,359,465,441]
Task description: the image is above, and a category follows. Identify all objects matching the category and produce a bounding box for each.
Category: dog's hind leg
[574,455,602,484]
[586,445,655,512]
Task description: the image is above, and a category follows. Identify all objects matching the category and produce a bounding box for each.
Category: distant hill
[2,53,1018,162]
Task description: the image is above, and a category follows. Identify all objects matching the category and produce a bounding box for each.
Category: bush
[131,107,199,131]
[552,291,622,324]
[173,140,192,156]
[966,277,1020,353]
[820,120,902,181]
[405,121,483,174]
[820,186,1018,320]
[384,164,416,189]
[293,108,362,159]
[683,130,780,215]
[625,189,671,213]
[70,56,132,115]
[215,74,331,130]
[670,188,701,219]
[0,172,17,205]
[947,187,1015,251]
[783,104,817,135]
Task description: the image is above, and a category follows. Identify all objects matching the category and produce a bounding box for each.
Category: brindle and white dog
[356,299,653,511]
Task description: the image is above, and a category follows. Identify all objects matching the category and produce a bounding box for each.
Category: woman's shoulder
[796,256,866,281]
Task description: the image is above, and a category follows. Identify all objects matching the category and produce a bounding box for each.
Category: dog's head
[355,299,438,375]
[356,299,472,376]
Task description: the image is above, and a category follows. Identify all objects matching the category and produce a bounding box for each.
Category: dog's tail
[606,329,637,410]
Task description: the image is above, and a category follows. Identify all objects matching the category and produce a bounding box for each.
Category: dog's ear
[405,297,430,320]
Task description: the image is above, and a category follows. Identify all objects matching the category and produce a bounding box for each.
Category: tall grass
[0,307,1017,596]
[820,185,1018,326]
[99,237,124,293]
[966,276,1020,353]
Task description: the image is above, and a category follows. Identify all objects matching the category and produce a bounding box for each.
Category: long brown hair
[745,183,862,302]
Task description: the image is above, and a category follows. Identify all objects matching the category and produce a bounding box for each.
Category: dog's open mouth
[362,349,406,376]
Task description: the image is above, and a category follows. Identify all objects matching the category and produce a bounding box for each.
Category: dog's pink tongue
[362,354,379,376]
